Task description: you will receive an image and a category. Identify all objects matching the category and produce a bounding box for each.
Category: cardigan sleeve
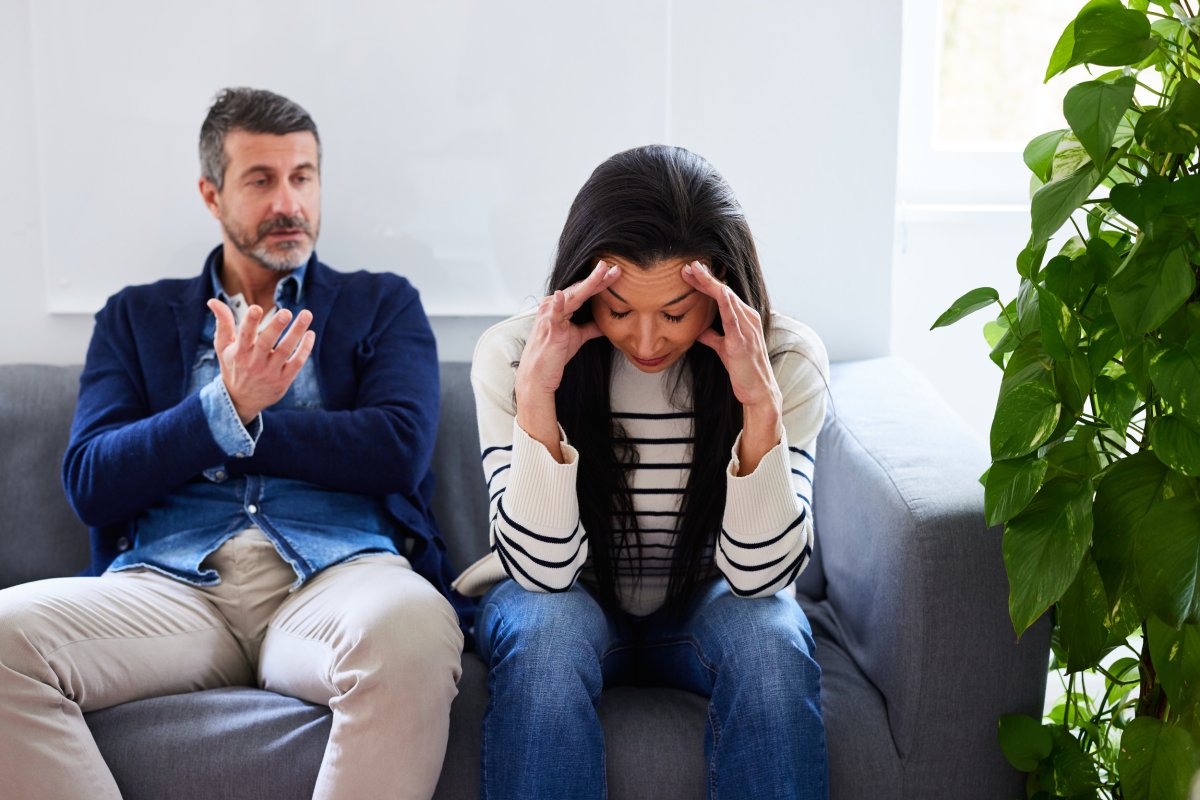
[470,317,589,593]
[62,293,231,528]
[233,278,440,497]
[715,328,830,598]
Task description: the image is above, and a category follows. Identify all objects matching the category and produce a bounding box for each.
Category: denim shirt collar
[209,251,308,307]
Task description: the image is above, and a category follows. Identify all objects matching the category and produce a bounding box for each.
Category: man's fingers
[264,307,294,348]
[207,299,236,352]
[237,305,264,351]
[274,309,313,356]
[283,330,317,377]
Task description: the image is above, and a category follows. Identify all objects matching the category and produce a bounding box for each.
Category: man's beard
[222,213,318,272]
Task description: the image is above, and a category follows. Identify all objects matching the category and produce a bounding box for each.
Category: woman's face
[589,255,719,373]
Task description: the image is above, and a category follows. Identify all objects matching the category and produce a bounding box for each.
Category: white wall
[0,0,901,366]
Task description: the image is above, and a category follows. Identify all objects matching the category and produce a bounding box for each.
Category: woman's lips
[633,354,668,367]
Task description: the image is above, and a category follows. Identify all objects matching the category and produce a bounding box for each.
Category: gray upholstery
[0,357,1049,799]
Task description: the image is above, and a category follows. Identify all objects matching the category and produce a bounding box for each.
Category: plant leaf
[1147,615,1200,714]
[1038,286,1078,360]
[1094,369,1139,437]
[998,714,1053,772]
[1136,78,1200,154]
[1025,130,1070,183]
[1003,477,1093,636]
[1150,335,1200,426]
[1133,492,1200,626]
[1047,727,1102,794]
[932,287,1000,330]
[992,381,1062,460]
[1109,246,1195,337]
[1092,451,1177,630]
[1149,414,1200,478]
[1064,77,1137,166]
[1087,312,1124,377]
[1069,1,1157,70]
[1117,718,1198,800]
[985,456,1050,526]
[1058,553,1112,672]
[1031,163,1104,248]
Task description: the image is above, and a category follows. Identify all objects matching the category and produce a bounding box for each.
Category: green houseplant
[933,1,1200,797]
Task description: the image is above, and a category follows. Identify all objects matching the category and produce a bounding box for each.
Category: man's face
[201,129,321,272]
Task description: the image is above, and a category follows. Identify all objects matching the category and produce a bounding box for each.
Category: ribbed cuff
[505,419,581,530]
[724,431,802,537]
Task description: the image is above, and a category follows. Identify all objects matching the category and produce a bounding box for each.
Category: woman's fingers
[562,260,621,314]
[683,261,741,339]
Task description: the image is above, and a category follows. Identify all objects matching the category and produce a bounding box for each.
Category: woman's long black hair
[548,145,771,615]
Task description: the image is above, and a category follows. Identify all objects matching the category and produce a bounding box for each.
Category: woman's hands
[681,261,783,475]
[515,260,621,461]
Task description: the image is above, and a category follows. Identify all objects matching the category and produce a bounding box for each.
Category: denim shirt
[107,261,400,588]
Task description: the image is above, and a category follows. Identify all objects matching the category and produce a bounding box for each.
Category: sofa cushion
[0,364,90,589]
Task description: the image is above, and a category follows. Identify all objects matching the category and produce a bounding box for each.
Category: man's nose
[270,182,303,217]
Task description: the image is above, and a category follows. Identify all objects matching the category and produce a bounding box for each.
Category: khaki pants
[0,529,464,800]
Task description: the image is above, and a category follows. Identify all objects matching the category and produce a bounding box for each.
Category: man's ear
[198,177,221,220]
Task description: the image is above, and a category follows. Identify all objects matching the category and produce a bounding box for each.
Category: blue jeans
[476,577,828,800]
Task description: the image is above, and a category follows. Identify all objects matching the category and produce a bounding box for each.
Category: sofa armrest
[814,357,1050,792]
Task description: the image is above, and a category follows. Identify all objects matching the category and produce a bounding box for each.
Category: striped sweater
[451,310,829,616]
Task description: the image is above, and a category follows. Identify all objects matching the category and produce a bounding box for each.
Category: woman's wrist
[515,385,565,463]
[737,395,783,476]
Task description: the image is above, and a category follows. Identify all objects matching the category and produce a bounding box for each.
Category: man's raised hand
[207,299,316,424]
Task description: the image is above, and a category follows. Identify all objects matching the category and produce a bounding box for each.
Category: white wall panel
[4,0,902,364]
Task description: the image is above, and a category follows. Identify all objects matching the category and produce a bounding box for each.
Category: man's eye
[609,310,631,320]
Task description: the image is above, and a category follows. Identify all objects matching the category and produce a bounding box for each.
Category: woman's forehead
[600,256,702,307]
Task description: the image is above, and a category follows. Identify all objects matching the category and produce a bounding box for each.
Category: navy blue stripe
[788,447,815,463]
[611,411,695,420]
[489,487,506,503]
[796,492,811,505]
[790,468,812,485]
[481,444,513,461]
[717,539,791,573]
[726,545,812,597]
[614,528,678,535]
[494,525,588,569]
[487,463,511,489]
[496,498,580,544]
[721,508,807,550]
[628,463,692,470]
[493,540,579,593]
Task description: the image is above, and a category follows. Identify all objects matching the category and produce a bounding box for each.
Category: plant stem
[1136,623,1168,720]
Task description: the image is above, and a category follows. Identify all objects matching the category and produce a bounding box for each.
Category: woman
[453,145,829,800]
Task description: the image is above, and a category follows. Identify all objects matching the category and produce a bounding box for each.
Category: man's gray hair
[199,87,321,190]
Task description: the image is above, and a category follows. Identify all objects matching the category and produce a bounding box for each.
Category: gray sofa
[0,357,1050,799]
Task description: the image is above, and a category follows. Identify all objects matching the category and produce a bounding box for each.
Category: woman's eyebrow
[605,287,696,308]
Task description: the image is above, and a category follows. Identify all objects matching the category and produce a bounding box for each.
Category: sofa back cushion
[0,364,91,589]
[429,362,490,571]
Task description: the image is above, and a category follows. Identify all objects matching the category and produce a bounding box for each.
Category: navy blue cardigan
[62,249,468,623]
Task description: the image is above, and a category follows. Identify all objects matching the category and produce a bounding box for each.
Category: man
[0,88,464,799]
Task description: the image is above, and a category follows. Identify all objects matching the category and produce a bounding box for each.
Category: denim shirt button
[235,452,246,459]
[247,504,259,514]
[214,470,226,481]
[116,536,131,551]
